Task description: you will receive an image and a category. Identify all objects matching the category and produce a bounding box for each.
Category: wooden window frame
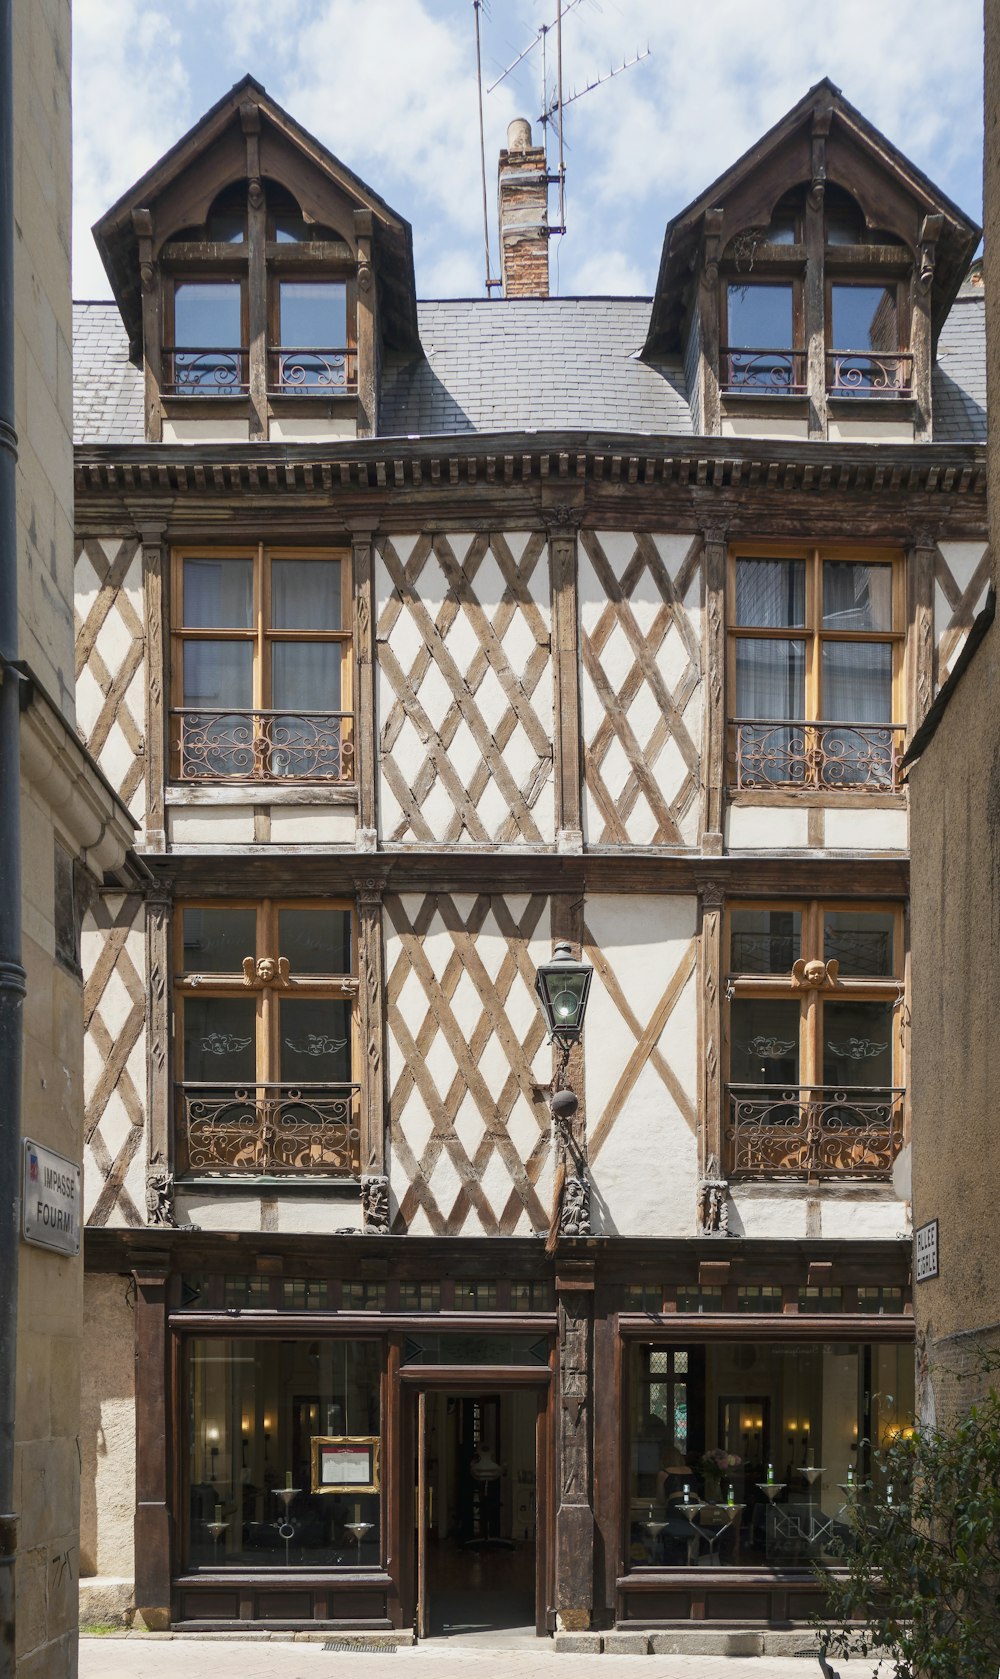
[727,541,906,792]
[722,899,906,1182]
[824,273,912,398]
[163,270,250,396]
[169,543,354,783]
[719,274,805,396]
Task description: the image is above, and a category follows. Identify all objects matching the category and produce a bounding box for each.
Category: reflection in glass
[830,285,898,353]
[727,283,794,348]
[271,559,341,630]
[173,282,244,392]
[729,909,801,975]
[183,908,257,974]
[823,1000,894,1088]
[279,908,352,976]
[279,997,351,1086]
[824,912,895,977]
[271,643,341,713]
[822,562,892,632]
[183,995,256,1083]
[627,1339,914,1570]
[183,558,254,629]
[729,999,800,1086]
[735,560,806,629]
[187,1337,381,1570]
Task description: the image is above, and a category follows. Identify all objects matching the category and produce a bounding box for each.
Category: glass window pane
[279,281,347,347]
[729,999,800,1085]
[824,911,896,977]
[822,562,893,631]
[183,641,253,709]
[279,908,352,975]
[729,909,801,974]
[279,997,351,1084]
[823,1000,894,1087]
[183,558,253,628]
[174,281,242,348]
[830,285,898,352]
[727,283,793,349]
[820,642,893,722]
[183,995,256,1083]
[735,560,806,628]
[182,908,256,974]
[735,639,805,718]
[271,559,341,631]
[187,1337,382,1571]
[271,643,342,713]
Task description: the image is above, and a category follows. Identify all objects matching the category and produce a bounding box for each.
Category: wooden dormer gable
[92,74,418,440]
[644,80,980,359]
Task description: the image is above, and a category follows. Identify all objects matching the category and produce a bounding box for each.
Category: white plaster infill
[17,661,136,877]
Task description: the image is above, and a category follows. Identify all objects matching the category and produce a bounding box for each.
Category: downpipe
[0,0,26,1671]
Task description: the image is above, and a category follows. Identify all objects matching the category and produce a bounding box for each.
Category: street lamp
[534,942,594,1245]
[534,941,593,1046]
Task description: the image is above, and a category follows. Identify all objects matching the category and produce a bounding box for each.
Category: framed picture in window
[311,1434,380,1494]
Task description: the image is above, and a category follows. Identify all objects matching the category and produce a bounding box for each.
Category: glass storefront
[187,1338,382,1570]
[627,1339,913,1570]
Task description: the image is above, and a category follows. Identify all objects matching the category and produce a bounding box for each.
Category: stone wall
[79,1276,136,1595]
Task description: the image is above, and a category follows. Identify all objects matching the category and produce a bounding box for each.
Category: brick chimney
[498,118,549,298]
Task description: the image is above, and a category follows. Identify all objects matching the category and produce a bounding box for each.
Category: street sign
[22,1138,81,1256]
[915,1217,939,1283]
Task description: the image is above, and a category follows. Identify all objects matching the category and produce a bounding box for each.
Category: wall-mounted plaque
[311,1435,380,1494]
[915,1218,939,1282]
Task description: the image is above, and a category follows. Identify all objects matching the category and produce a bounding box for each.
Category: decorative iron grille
[721,347,807,394]
[164,348,249,394]
[179,1083,361,1176]
[732,720,904,790]
[725,1084,904,1179]
[269,348,357,392]
[172,709,355,781]
[826,351,912,397]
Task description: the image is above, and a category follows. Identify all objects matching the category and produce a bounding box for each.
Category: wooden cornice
[74,433,987,527]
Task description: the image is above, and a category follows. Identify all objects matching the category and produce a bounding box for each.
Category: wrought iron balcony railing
[172,709,355,782]
[826,350,912,397]
[726,1084,904,1179]
[178,1083,361,1176]
[721,347,807,394]
[732,719,904,791]
[163,347,250,395]
[269,347,357,393]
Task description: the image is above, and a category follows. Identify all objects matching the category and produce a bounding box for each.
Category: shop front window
[187,1337,382,1571]
[627,1339,913,1571]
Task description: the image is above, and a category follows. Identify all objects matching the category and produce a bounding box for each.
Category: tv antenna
[483,0,650,251]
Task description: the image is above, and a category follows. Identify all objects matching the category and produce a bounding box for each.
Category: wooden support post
[132,1257,172,1630]
[912,215,943,443]
[549,518,583,854]
[699,209,724,436]
[145,886,173,1219]
[698,878,725,1182]
[133,209,162,442]
[805,106,831,439]
[354,210,378,438]
[554,1266,595,1630]
[907,531,937,735]
[350,521,379,851]
[137,517,169,849]
[243,104,267,441]
[356,876,387,1178]
[701,528,727,853]
[551,893,586,1164]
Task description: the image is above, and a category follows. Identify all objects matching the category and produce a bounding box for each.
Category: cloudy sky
[73,0,984,302]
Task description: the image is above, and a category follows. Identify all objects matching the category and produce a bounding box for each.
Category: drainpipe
[0,0,25,1669]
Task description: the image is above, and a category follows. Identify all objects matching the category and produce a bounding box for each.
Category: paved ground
[79,1635,882,1679]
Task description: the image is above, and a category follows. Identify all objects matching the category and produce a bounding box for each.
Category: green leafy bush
[816,1381,1000,1679]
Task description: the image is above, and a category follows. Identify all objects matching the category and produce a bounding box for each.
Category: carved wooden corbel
[701,207,725,291]
[917,213,944,293]
[808,106,833,209]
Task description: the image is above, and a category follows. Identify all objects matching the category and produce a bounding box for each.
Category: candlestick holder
[205,1519,229,1564]
[345,1519,374,1565]
[797,1465,825,1486]
[756,1481,785,1502]
[273,1486,299,1568]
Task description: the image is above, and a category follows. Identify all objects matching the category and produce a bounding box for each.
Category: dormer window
[168,279,246,394]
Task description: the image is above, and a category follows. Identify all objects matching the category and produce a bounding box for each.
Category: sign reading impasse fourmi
[22,1138,80,1256]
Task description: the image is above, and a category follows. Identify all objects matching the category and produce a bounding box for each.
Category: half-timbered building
[75,75,986,1646]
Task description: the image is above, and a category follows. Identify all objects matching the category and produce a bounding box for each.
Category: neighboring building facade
[905,0,1000,1426]
[74,76,985,1641]
[4,2,135,1675]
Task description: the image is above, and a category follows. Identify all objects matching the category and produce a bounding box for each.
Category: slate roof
[72,291,987,447]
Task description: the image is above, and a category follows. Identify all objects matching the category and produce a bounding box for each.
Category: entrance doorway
[413,1386,546,1639]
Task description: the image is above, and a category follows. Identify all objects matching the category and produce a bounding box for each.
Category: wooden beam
[805,109,830,439]
[907,531,936,732]
[554,1278,595,1630]
[549,517,583,852]
[911,215,942,443]
[351,523,379,849]
[699,878,725,1180]
[356,876,388,1176]
[133,209,162,443]
[145,886,172,1210]
[137,519,168,848]
[355,209,377,438]
[132,1258,172,1630]
[699,209,724,435]
[244,118,267,442]
[701,529,726,852]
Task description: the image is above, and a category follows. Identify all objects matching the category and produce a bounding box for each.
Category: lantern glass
[534,943,593,1042]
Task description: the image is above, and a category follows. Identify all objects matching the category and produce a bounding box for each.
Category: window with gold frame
[170,544,354,783]
[173,898,360,1177]
[723,900,905,1180]
[727,544,905,791]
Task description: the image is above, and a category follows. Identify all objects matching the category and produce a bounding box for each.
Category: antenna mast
[473,0,501,295]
